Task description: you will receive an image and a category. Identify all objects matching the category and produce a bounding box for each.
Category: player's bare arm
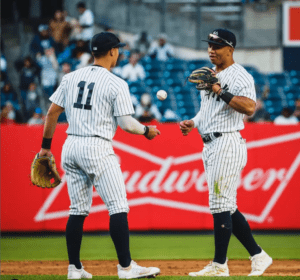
[212,84,255,116]
[39,103,64,157]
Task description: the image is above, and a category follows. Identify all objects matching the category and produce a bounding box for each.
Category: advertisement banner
[1,123,300,231]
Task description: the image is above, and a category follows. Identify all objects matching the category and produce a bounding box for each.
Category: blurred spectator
[163,109,180,122]
[72,40,92,69]
[58,62,72,84]
[121,53,146,82]
[274,107,299,125]
[244,99,271,122]
[49,10,72,52]
[16,56,40,94]
[120,41,131,61]
[135,93,162,122]
[112,55,123,77]
[25,82,41,116]
[133,31,152,57]
[148,34,175,61]
[1,54,8,87]
[28,107,44,125]
[1,54,7,72]
[1,83,20,110]
[1,101,17,124]
[76,2,94,42]
[293,98,300,121]
[56,41,77,65]
[37,48,59,98]
[30,24,57,57]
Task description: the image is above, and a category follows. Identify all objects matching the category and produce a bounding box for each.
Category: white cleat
[68,263,93,279]
[118,260,160,279]
[189,259,230,277]
[248,249,273,276]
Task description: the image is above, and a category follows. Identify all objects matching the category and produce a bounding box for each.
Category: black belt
[202,132,222,143]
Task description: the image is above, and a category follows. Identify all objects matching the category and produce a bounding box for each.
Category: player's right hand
[145,126,161,140]
[179,120,195,136]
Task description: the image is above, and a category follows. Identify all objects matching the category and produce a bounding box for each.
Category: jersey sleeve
[234,73,256,102]
[113,81,135,116]
[49,75,67,107]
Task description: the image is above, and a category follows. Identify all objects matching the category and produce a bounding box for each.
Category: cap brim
[115,42,126,48]
[202,39,228,46]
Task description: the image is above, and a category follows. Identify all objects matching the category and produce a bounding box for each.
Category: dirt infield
[1,260,300,276]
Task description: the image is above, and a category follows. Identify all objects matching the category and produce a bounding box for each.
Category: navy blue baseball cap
[202,29,236,48]
[90,32,126,53]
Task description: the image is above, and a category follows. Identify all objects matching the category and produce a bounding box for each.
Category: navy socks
[110,212,132,267]
[66,215,86,269]
[232,209,261,256]
[213,211,232,264]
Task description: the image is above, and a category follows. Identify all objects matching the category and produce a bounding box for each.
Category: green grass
[1,276,299,280]
[1,234,300,261]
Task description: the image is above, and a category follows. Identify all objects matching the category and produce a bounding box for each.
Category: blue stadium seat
[243,65,259,73]
[146,71,161,79]
[289,70,300,79]
[130,86,146,94]
[165,64,185,71]
[291,78,300,87]
[145,78,163,87]
[144,62,163,72]
[166,78,183,87]
[127,81,142,88]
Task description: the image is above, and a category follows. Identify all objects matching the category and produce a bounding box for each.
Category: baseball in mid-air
[156,90,167,101]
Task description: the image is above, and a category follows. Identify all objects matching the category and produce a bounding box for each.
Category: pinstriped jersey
[49,65,134,141]
[193,63,256,136]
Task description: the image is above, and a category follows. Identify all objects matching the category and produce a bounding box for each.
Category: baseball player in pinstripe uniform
[38,32,161,279]
[180,29,272,276]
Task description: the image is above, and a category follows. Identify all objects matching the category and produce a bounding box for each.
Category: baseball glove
[188,67,220,90]
[31,153,61,188]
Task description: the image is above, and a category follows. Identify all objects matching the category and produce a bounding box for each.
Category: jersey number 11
[73,81,95,110]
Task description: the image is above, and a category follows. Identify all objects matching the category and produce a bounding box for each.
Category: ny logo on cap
[213,31,218,35]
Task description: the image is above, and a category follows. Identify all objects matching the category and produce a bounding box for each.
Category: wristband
[143,126,149,136]
[218,89,234,104]
[42,137,52,149]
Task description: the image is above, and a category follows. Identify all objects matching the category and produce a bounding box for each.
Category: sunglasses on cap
[208,34,234,48]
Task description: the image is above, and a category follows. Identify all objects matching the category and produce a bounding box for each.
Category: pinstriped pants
[202,131,247,214]
[62,135,129,216]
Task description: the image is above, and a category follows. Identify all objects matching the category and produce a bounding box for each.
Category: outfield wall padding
[1,123,300,231]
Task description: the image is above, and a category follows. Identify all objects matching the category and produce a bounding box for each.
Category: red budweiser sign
[1,123,300,231]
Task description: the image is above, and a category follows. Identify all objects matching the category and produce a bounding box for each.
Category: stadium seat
[146,71,161,79]
[291,78,300,87]
[166,78,183,87]
[130,86,146,94]
[145,78,163,87]
[289,70,300,79]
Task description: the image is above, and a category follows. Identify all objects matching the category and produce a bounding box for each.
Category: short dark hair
[77,2,86,9]
[92,50,110,59]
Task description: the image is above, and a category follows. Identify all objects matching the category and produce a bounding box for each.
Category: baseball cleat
[118,260,160,279]
[248,249,272,276]
[68,263,92,279]
[189,259,229,277]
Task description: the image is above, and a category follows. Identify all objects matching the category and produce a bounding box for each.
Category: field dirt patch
[1,260,300,276]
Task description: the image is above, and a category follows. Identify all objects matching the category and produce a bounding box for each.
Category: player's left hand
[180,120,195,136]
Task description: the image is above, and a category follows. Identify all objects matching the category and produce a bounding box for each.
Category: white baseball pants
[202,131,247,214]
[62,135,129,216]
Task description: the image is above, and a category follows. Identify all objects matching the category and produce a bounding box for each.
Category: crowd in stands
[1,1,299,126]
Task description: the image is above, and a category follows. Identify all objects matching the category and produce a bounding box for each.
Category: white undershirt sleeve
[117,115,145,135]
[192,110,201,128]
